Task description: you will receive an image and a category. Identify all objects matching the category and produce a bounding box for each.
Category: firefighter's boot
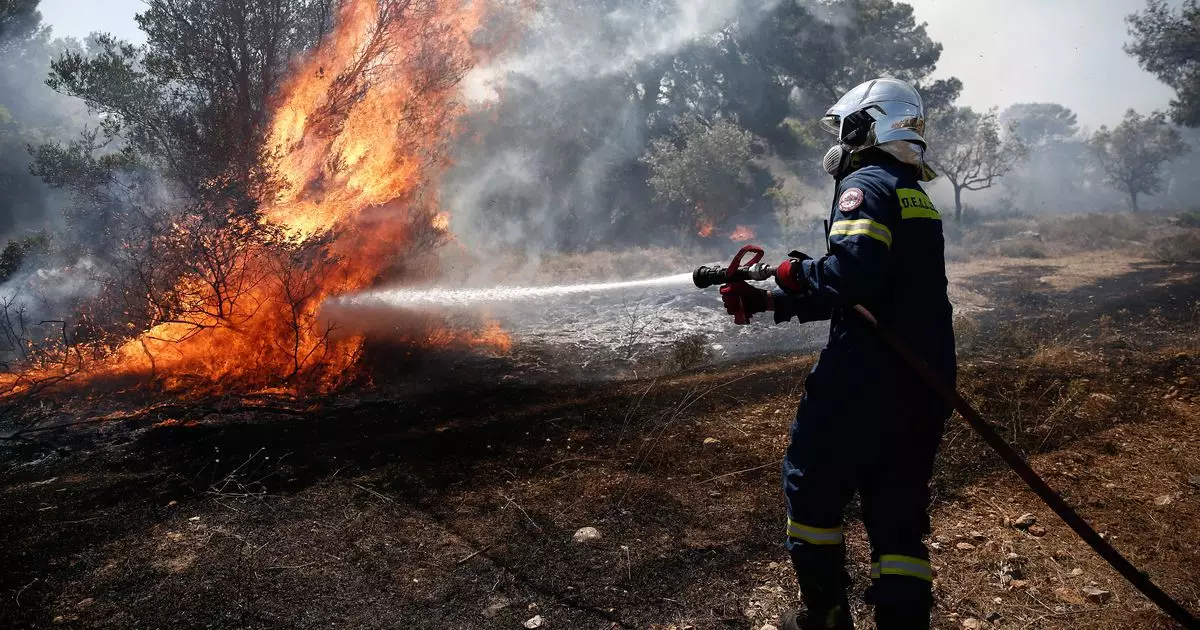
[778,601,854,630]
[873,606,930,630]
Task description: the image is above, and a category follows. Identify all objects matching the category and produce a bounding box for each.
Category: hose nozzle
[693,262,776,288]
[693,265,728,289]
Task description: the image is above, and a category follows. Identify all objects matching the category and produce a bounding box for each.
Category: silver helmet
[820,78,927,149]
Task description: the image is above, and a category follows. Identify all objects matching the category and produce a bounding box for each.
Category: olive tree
[1087,109,1186,212]
[926,106,1028,220]
[1126,0,1200,127]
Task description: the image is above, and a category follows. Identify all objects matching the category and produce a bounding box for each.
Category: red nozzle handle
[725,244,765,326]
[727,244,764,280]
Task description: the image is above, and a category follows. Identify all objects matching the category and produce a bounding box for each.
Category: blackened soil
[1,262,1198,630]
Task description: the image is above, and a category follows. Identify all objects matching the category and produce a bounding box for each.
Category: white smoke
[445,0,786,260]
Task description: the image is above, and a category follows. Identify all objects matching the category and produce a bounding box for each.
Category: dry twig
[701,462,774,484]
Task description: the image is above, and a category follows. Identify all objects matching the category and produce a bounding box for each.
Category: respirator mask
[821,105,878,179]
[822,144,853,178]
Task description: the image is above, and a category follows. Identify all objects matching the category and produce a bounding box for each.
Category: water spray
[334,273,695,309]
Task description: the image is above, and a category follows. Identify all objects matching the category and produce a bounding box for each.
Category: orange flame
[470,320,513,354]
[697,220,715,238]
[9,0,506,395]
[729,225,755,242]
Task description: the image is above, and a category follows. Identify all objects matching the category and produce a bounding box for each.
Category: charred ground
[1,222,1199,630]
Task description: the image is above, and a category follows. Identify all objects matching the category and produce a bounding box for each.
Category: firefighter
[718,78,956,629]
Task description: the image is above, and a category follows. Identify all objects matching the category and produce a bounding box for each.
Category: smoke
[465,0,771,91]
[443,0,786,264]
[923,126,1200,217]
[442,0,1199,247]
[0,27,95,242]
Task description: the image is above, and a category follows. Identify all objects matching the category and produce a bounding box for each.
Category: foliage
[0,0,92,239]
[758,0,955,157]
[1126,0,1200,127]
[449,0,960,250]
[0,0,41,44]
[761,0,947,107]
[996,103,1103,214]
[1087,109,1187,212]
[1000,103,1080,145]
[0,231,50,282]
[1,0,347,385]
[1151,230,1200,263]
[39,1,335,210]
[926,107,1028,220]
[644,117,758,232]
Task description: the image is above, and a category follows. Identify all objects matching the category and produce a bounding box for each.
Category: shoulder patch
[838,187,864,213]
[897,188,940,220]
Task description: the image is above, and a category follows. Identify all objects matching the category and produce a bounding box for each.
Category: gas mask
[822,144,854,179]
[822,141,938,182]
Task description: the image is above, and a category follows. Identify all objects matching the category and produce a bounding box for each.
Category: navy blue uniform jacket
[774,153,957,392]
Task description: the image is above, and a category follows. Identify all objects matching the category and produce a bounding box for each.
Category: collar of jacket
[842,145,937,182]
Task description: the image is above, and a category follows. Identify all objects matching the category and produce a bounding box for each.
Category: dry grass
[1149,230,1200,264]
[946,211,1169,263]
[3,216,1199,630]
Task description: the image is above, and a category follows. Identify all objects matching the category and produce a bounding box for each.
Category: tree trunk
[954,186,964,221]
[1130,190,1140,213]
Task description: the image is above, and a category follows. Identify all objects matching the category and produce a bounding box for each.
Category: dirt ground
[1,253,1198,630]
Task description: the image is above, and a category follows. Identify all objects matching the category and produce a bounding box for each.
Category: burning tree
[7,0,498,394]
[1087,109,1187,213]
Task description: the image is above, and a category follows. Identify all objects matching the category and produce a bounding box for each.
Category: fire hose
[694,244,1200,629]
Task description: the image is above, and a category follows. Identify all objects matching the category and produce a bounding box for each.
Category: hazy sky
[904,0,1174,129]
[38,0,1175,128]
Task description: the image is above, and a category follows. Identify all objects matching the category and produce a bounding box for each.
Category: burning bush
[3,0,503,396]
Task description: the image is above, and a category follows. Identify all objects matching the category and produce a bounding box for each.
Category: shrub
[670,333,711,371]
[1036,213,1147,250]
[996,239,1047,259]
[1150,230,1200,263]
[1178,208,1200,228]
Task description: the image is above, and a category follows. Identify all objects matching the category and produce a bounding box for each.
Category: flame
[0,0,506,396]
[729,225,755,242]
[697,220,715,238]
[262,0,487,239]
[470,320,513,354]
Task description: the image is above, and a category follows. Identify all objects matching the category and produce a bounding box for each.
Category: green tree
[449,0,960,250]
[0,0,73,240]
[0,231,50,282]
[997,103,1096,213]
[643,117,759,236]
[1126,0,1200,127]
[1087,109,1187,212]
[0,0,41,44]
[751,0,959,159]
[38,0,336,212]
[926,107,1028,220]
[1000,102,1080,146]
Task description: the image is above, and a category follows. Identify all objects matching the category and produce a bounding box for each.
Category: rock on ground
[572,527,602,543]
